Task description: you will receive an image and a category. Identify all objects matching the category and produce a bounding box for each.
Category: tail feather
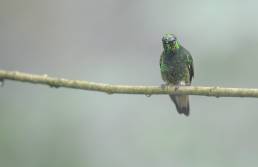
[170,95,190,116]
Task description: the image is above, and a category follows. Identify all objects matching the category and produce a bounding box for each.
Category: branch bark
[0,70,258,98]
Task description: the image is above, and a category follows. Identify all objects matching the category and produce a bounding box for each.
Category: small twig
[0,70,258,98]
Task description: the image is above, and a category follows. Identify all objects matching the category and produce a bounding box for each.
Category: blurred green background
[1,0,258,166]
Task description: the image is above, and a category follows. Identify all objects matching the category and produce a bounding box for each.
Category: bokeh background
[1,0,258,166]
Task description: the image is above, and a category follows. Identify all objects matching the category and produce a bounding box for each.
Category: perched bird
[160,34,194,116]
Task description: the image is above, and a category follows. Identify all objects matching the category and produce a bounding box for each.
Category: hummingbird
[160,34,194,116]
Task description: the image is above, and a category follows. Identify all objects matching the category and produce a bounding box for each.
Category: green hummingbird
[160,33,194,116]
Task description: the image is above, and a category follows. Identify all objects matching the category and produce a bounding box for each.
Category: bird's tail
[169,95,190,116]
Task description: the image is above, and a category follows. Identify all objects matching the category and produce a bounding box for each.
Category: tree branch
[0,69,258,98]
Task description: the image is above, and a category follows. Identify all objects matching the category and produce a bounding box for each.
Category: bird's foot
[160,83,169,89]
[174,85,180,91]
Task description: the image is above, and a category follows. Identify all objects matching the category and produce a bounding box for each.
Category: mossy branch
[0,69,258,98]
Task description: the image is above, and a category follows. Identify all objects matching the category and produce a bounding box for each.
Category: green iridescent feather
[160,34,194,116]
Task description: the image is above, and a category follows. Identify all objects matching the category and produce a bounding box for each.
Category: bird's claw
[175,85,180,91]
[160,83,169,89]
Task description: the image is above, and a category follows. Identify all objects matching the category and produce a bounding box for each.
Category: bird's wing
[186,52,194,82]
[159,52,163,68]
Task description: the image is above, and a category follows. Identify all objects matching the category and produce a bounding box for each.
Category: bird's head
[162,33,180,54]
